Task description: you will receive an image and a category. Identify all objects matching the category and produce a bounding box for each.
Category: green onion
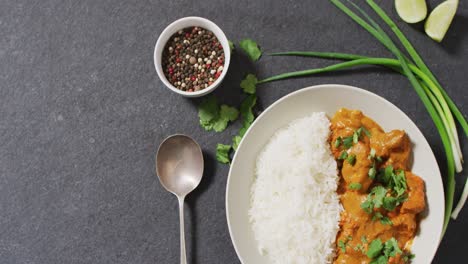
[347,154,357,165]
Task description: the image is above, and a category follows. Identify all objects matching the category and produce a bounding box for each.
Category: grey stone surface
[0,0,466,263]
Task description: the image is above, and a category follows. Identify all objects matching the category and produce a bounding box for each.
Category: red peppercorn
[185,33,190,38]
[176,58,182,63]
[218,44,223,49]
[218,59,223,64]
[215,72,221,78]
[208,81,213,86]
[191,76,196,81]
[188,88,194,92]
[206,63,210,68]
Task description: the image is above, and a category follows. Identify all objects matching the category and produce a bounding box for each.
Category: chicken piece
[401,172,426,214]
[370,130,411,170]
[342,142,373,192]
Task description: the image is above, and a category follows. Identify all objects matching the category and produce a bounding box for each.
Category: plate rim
[225,83,444,264]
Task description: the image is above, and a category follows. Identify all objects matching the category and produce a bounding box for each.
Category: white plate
[226,84,444,264]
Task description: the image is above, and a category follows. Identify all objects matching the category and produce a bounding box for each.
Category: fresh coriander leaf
[349,182,362,190]
[232,135,242,151]
[216,144,231,164]
[380,216,393,226]
[372,212,383,221]
[382,195,407,211]
[220,105,239,121]
[211,105,239,132]
[362,186,387,213]
[239,39,262,61]
[240,74,258,94]
[347,154,356,165]
[369,148,376,159]
[383,238,402,257]
[368,166,377,179]
[240,94,257,125]
[339,151,348,160]
[376,156,383,163]
[335,137,342,148]
[228,40,235,52]
[343,136,354,149]
[198,96,219,127]
[394,170,407,197]
[367,239,383,258]
[338,240,347,253]
[371,186,387,208]
[361,199,373,214]
[403,253,415,262]
[370,255,388,264]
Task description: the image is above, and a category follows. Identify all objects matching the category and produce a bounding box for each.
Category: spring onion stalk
[452,180,468,218]
[261,0,463,234]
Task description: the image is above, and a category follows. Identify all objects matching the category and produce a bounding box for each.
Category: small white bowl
[154,17,231,98]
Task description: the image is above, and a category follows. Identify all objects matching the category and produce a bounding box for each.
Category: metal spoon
[156,134,204,264]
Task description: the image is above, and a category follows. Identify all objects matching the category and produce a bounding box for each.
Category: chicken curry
[330,109,426,264]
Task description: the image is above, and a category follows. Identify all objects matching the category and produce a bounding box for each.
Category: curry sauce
[330,109,425,264]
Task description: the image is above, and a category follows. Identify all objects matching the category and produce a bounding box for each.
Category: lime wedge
[425,0,458,42]
[395,0,427,23]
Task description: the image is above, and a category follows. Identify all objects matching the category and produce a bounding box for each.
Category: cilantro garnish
[216,144,232,164]
[240,74,258,94]
[367,239,383,258]
[370,255,388,264]
[377,165,407,197]
[383,238,402,257]
[368,166,377,179]
[349,182,362,190]
[382,195,407,211]
[368,148,376,159]
[367,237,403,263]
[361,186,387,213]
[403,253,415,262]
[372,212,393,226]
[239,39,262,61]
[338,240,347,253]
[198,96,239,132]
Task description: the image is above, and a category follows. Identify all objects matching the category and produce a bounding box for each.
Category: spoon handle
[178,196,187,264]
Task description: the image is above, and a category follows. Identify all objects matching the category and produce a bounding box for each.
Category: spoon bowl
[156,134,204,264]
[156,134,204,196]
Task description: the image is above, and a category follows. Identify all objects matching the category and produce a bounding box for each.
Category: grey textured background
[1,0,467,263]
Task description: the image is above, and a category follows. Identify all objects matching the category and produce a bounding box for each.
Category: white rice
[249,112,341,264]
